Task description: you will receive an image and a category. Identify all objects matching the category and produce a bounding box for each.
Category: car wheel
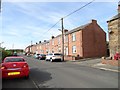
[24,75,29,79]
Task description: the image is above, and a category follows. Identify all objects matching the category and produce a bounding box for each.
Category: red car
[1,56,29,79]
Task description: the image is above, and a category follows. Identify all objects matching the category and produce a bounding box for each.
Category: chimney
[118,1,120,13]
[44,40,46,42]
[64,29,68,33]
[39,41,41,44]
[51,36,54,39]
[91,19,97,24]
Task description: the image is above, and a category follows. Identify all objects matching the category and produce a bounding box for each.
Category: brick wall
[26,19,107,60]
[82,20,107,58]
[68,30,83,57]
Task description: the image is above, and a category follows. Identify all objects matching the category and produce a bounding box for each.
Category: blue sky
[1,0,119,49]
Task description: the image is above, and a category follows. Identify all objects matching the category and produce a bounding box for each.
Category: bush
[0,49,13,63]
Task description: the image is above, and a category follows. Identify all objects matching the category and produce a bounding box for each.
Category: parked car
[46,53,63,62]
[34,54,40,59]
[13,51,17,56]
[1,56,29,79]
[38,54,46,60]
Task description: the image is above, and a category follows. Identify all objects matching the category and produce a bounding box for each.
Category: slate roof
[107,13,120,22]
[65,22,91,35]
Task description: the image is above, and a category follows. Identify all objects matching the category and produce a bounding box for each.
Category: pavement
[66,58,119,72]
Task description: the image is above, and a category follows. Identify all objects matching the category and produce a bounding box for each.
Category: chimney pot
[91,19,97,23]
[39,41,41,43]
[51,36,54,39]
[64,29,68,33]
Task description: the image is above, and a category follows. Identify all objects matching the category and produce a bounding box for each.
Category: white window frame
[40,46,41,49]
[72,45,76,53]
[58,48,61,52]
[58,37,60,45]
[52,40,54,45]
[65,35,68,42]
[72,33,76,41]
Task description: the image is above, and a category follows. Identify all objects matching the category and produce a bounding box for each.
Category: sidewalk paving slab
[66,58,119,72]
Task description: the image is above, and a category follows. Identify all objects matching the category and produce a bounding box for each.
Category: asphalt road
[2,55,118,88]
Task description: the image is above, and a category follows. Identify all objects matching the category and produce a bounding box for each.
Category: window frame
[72,33,76,41]
[72,45,76,53]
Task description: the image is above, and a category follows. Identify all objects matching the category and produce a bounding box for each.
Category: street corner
[91,63,119,72]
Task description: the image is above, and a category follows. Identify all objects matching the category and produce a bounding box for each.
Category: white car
[46,53,63,62]
[34,54,40,59]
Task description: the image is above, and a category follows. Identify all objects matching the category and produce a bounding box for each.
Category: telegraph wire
[39,0,95,40]
[41,0,95,36]
[41,19,61,37]
[63,0,95,19]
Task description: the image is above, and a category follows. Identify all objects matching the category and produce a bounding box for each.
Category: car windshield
[49,54,53,55]
[4,58,25,62]
[41,54,46,56]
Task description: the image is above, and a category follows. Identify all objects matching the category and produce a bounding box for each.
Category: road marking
[99,68,119,72]
[30,78,40,89]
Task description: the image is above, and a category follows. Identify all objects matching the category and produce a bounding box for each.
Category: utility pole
[61,18,64,61]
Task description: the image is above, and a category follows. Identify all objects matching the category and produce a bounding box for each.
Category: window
[58,37,61,45]
[58,48,61,52]
[65,35,68,42]
[52,48,54,53]
[40,46,41,49]
[72,33,76,41]
[5,58,25,62]
[49,53,53,55]
[46,50,48,53]
[54,53,62,56]
[52,40,54,45]
[72,46,76,53]
[65,47,68,55]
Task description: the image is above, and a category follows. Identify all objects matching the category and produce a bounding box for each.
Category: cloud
[11,3,62,23]
[2,2,118,49]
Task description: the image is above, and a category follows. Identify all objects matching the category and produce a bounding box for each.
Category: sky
[1,0,119,50]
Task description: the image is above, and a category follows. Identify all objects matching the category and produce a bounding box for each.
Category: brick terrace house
[65,19,107,58]
[107,2,120,58]
[25,19,107,60]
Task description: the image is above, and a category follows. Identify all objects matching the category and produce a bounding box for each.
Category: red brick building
[25,19,107,59]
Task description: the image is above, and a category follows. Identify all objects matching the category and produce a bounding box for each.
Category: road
[2,55,118,88]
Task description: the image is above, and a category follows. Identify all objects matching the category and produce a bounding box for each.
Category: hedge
[0,48,13,63]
